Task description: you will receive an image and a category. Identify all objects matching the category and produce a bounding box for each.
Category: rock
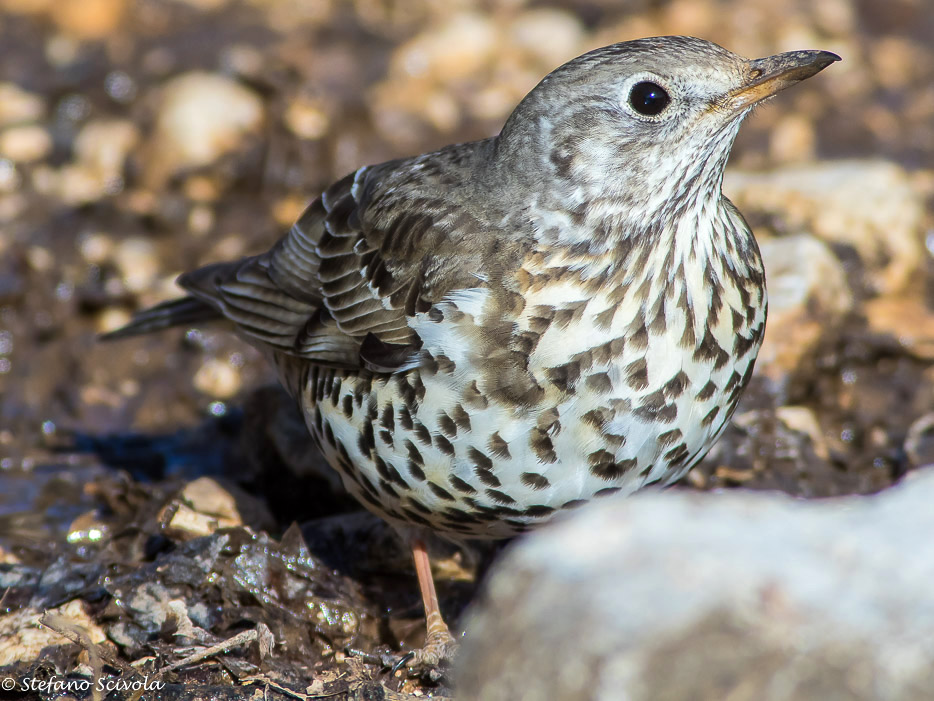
[390,13,498,82]
[160,477,244,538]
[73,118,139,180]
[725,161,928,295]
[755,233,853,385]
[0,125,52,163]
[145,71,264,186]
[458,471,934,700]
[864,295,934,361]
[0,599,107,667]
[192,356,243,399]
[905,414,934,469]
[508,9,585,68]
[29,119,139,203]
[284,95,330,140]
[0,82,45,127]
[112,236,160,294]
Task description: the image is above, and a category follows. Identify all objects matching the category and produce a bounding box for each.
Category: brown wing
[177,143,504,370]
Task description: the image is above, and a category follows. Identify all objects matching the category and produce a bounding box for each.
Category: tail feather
[99,296,223,340]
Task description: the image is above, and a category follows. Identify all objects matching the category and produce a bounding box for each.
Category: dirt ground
[1,1,933,699]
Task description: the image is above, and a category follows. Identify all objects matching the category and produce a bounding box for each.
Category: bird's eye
[628,81,671,116]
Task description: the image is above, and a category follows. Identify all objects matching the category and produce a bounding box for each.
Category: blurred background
[0,0,933,690]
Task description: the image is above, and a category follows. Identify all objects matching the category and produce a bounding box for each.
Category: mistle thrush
[105,36,839,670]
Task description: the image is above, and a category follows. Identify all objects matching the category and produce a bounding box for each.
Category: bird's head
[495,36,839,241]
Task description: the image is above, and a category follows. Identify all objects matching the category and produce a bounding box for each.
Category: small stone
[96,307,132,335]
[905,414,934,469]
[182,477,241,520]
[73,118,139,178]
[183,175,221,202]
[285,96,330,140]
[0,158,20,192]
[725,161,928,294]
[113,237,159,294]
[509,9,585,67]
[0,82,45,127]
[755,233,853,384]
[390,13,497,82]
[78,231,115,264]
[272,196,307,228]
[0,125,52,163]
[32,163,111,205]
[45,34,82,67]
[864,296,934,360]
[26,245,54,272]
[193,357,242,398]
[0,599,107,667]
[188,204,215,235]
[775,406,830,461]
[145,71,264,185]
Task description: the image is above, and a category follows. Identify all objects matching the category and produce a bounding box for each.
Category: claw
[391,651,415,675]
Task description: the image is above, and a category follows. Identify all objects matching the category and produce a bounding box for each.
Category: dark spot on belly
[585,372,613,393]
[634,390,678,423]
[449,475,477,494]
[428,482,456,501]
[488,432,511,459]
[701,406,720,427]
[626,358,648,390]
[520,471,550,490]
[657,428,683,447]
[486,489,516,505]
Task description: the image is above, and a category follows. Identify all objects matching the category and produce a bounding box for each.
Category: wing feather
[109,140,519,373]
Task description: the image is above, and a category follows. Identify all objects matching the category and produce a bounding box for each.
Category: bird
[103,36,839,672]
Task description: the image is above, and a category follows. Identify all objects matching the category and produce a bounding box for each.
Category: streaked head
[496,36,839,223]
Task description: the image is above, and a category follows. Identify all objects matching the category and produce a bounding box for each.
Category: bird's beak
[727,49,840,112]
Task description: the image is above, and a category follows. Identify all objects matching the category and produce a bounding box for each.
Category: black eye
[628,81,671,116]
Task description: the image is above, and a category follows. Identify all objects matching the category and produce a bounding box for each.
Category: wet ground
[1,0,933,698]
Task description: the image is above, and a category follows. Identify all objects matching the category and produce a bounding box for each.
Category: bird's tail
[99,296,223,340]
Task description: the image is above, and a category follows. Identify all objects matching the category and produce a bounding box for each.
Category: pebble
[192,357,242,398]
[0,124,52,163]
[725,161,927,295]
[285,95,330,140]
[73,118,139,179]
[905,414,934,469]
[508,9,585,67]
[32,163,109,205]
[755,233,853,385]
[145,71,264,185]
[78,231,115,264]
[0,599,107,667]
[0,83,45,127]
[112,237,159,294]
[96,307,132,335]
[864,296,934,361]
[391,13,497,82]
[161,477,243,539]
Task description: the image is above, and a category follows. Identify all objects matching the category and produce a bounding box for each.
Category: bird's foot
[392,628,459,682]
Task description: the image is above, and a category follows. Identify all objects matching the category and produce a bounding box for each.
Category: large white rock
[457,470,934,700]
